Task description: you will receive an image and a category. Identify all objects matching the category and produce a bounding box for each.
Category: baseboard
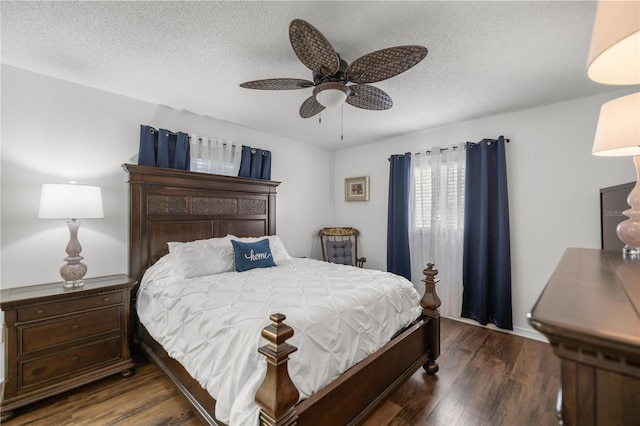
[443,316,549,343]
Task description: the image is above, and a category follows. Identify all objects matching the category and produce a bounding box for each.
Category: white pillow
[226,235,291,264]
[167,236,235,278]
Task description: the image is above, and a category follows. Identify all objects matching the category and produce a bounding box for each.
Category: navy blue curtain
[138,125,190,170]
[261,150,272,180]
[387,152,412,280]
[462,136,512,330]
[138,125,157,166]
[239,145,272,180]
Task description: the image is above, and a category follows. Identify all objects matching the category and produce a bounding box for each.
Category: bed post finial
[421,263,441,316]
[256,313,300,426]
[421,263,441,375]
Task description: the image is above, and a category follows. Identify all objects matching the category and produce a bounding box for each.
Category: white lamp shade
[587,0,640,85]
[38,184,104,219]
[592,92,640,157]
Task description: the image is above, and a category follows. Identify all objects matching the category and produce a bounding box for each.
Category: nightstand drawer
[20,337,121,388]
[17,291,123,322]
[20,306,121,353]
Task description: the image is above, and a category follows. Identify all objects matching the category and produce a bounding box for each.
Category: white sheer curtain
[409,144,466,318]
[189,134,242,176]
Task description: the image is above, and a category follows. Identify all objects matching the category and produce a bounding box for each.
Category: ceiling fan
[240,19,428,119]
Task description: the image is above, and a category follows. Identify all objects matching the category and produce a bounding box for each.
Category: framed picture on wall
[345,176,370,201]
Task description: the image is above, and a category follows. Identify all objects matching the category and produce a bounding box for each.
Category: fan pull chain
[341,104,344,141]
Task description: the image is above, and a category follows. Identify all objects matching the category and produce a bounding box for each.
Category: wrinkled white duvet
[137,256,422,425]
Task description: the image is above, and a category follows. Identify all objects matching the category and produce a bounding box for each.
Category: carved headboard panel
[123,164,280,284]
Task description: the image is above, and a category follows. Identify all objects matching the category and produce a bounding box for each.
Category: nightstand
[0,274,136,421]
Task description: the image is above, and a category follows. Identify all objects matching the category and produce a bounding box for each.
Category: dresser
[528,248,640,426]
[0,275,136,421]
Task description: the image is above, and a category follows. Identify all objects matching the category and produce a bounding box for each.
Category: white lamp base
[63,279,85,289]
[622,247,640,257]
[617,155,640,257]
[61,219,88,288]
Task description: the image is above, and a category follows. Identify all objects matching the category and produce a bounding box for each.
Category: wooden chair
[318,227,366,268]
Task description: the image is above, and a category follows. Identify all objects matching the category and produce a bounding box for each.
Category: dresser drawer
[20,306,121,353]
[17,291,123,322]
[20,337,121,388]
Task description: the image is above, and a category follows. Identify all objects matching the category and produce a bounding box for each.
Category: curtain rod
[147,126,237,147]
[415,137,510,156]
[190,137,237,148]
[467,137,510,145]
[147,127,180,137]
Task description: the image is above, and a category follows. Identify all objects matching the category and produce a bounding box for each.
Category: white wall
[333,87,637,339]
[1,64,637,346]
[0,65,335,289]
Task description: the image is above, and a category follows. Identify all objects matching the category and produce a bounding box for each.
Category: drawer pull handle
[71,324,80,331]
[72,355,79,362]
[103,297,109,302]
[37,309,44,314]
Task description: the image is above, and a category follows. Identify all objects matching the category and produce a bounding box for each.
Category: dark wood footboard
[256,264,442,426]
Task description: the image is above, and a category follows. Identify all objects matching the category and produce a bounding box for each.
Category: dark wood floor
[3,318,560,425]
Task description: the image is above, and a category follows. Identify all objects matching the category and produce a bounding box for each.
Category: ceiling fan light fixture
[313,83,351,107]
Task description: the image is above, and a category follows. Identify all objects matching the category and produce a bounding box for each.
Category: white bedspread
[137,256,422,425]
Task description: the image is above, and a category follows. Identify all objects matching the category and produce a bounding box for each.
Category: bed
[123,164,442,426]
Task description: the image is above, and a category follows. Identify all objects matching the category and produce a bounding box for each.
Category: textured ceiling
[0,1,623,150]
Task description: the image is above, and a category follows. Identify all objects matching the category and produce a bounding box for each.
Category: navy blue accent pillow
[231,239,276,272]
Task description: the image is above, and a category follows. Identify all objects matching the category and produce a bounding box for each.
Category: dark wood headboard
[123,164,280,284]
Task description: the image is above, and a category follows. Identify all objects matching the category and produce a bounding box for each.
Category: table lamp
[592,93,640,255]
[38,183,104,287]
[587,0,640,256]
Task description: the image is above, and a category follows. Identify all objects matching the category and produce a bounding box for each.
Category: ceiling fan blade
[240,78,314,90]
[289,19,340,76]
[346,45,428,84]
[346,84,393,110]
[300,95,326,118]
